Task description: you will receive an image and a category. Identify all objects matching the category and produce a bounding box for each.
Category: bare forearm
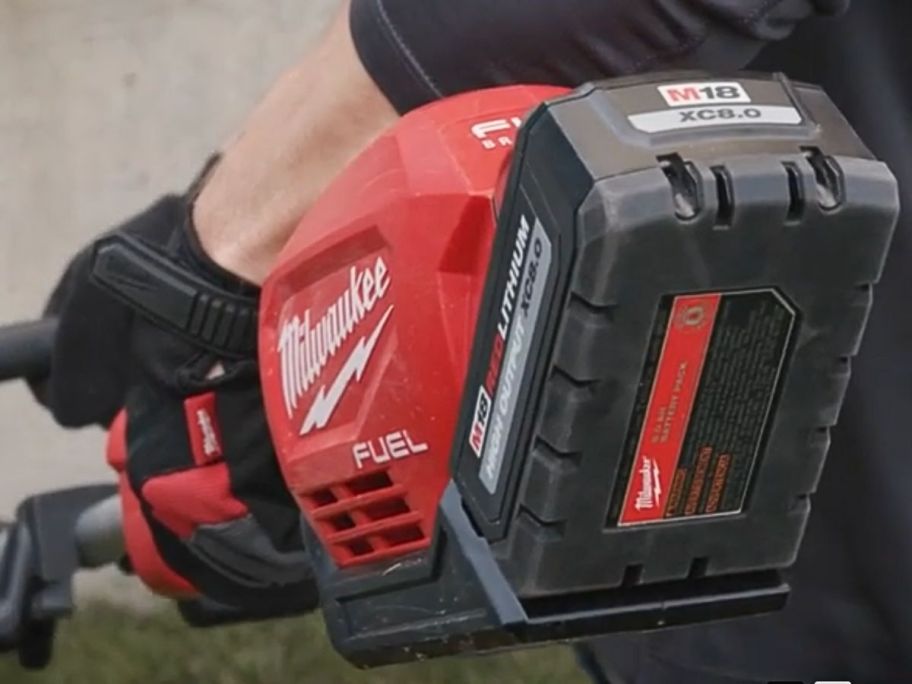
[193,1,397,284]
[193,0,842,285]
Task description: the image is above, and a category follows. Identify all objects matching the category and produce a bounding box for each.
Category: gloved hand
[29,195,185,427]
[32,161,315,611]
[123,379,315,611]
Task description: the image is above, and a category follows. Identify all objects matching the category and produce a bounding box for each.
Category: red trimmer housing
[260,85,566,567]
[259,74,897,666]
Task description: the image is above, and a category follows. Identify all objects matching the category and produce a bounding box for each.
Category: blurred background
[0,2,584,681]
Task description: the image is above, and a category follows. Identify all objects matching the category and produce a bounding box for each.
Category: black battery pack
[310,72,898,667]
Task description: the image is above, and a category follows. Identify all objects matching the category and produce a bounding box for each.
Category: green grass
[0,603,589,684]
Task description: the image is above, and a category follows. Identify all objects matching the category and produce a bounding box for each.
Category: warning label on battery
[615,289,796,526]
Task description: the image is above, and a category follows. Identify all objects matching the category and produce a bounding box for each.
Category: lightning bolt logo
[299,305,394,435]
[652,461,662,506]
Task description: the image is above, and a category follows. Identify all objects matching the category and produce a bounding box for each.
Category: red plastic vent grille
[304,470,428,565]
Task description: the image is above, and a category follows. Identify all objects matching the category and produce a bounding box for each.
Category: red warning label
[619,294,721,525]
[615,289,795,527]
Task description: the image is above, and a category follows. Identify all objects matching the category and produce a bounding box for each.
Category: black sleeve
[349,0,848,113]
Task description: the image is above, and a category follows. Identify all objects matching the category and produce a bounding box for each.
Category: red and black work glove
[99,185,315,612]
[122,372,314,612]
[31,162,316,612]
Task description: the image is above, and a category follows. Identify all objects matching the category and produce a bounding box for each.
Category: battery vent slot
[711,166,734,228]
[802,147,844,210]
[688,557,709,579]
[659,154,702,221]
[621,564,644,587]
[783,162,805,222]
[303,470,429,565]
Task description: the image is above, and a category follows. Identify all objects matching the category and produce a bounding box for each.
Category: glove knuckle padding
[139,464,248,538]
[30,195,187,427]
[187,517,312,588]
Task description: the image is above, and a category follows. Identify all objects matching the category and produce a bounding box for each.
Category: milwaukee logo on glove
[277,256,393,435]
